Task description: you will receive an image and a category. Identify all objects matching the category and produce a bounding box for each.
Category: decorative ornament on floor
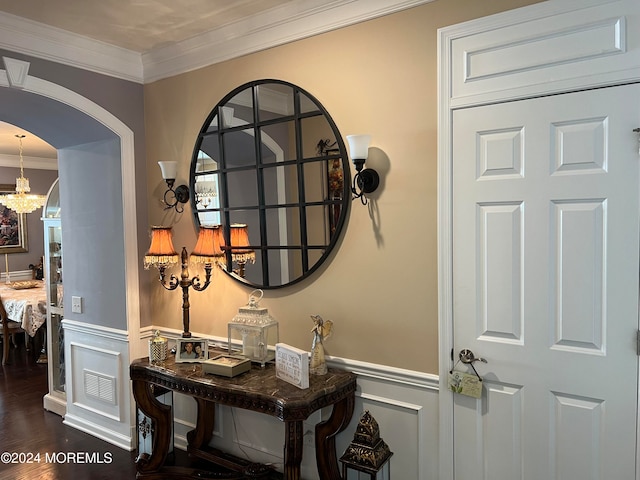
[310,314,333,375]
[0,135,46,214]
[340,410,393,480]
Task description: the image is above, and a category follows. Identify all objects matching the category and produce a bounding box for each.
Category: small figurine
[310,314,333,375]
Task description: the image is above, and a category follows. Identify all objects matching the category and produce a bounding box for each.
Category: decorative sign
[448,371,482,399]
[275,343,309,389]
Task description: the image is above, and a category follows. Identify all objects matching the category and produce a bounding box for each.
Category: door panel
[452,84,640,479]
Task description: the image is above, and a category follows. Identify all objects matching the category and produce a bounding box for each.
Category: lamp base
[356,168,380,194]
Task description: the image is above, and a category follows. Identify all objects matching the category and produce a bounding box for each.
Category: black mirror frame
[189,79,351,289]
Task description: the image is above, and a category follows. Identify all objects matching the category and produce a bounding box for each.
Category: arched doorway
[1,56,142,449]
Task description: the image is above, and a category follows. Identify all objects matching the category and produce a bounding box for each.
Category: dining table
[0,280,48,337]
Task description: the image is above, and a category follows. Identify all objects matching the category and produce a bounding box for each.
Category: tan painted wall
[144,0,541,373]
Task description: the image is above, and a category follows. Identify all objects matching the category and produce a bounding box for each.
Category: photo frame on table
[175,338,208,363]
[0,184,28,254]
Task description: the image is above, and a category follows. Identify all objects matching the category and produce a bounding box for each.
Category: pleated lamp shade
[190,225,225,265]
[229,224,256,264]
[143,226,179,269]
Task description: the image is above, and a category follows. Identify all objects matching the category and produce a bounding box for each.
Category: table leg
[284,420,303,480]
[187,397,215,449]
[315,394,355,480]
[131,379,173,474]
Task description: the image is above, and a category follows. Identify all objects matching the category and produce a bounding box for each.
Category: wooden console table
[130,356,356,480]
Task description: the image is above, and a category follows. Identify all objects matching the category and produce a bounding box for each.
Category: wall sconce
[347,134,379,205]
[144,225,224,338]
[225,224,256,278]
[158,161,190,213]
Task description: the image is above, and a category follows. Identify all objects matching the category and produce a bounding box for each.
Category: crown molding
[142,0,433,82]
[0,0,431,84]
[0,12,143,83]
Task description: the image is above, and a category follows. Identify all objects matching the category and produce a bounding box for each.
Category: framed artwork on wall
[0,184,28,254]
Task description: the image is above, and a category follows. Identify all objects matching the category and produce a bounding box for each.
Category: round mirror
[190,80,351,289]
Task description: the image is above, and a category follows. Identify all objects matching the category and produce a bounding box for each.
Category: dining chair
[0,297,25,365]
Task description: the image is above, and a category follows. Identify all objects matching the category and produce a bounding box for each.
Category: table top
[0,280,47,336]
[130,354,357,421]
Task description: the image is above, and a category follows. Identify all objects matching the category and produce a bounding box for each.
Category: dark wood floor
[0,336,276,480]
[0,336,140,479]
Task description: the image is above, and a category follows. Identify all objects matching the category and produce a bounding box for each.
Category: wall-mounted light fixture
[158,161,190,213]
[346,134,379,205]
[144,225,224,337]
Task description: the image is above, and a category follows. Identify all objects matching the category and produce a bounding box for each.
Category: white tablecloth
[0,281,47,337]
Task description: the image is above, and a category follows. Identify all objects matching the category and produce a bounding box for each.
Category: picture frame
[202,354,251,377]
[0,184,28,254]
[175,338,208,363]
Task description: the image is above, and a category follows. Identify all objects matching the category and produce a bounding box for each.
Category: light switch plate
[71,296,82,314]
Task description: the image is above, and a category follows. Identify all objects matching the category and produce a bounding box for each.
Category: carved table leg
[315,394,355,480]
[187,397,215,449]
[284,420,304,480]
[132,379,173,475]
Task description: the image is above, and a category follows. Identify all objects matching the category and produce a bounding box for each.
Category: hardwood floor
[0,337,275,480]
[0,336,139,479]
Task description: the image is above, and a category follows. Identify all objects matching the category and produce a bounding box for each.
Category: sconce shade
[229,224,256,264]
[191,225,225,264]
[346,135,371,162]
[158,161,178,180]
[347,134,379,205]
[144,226,179,269]
[220,106,235,129]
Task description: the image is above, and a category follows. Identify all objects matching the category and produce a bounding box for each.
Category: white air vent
[84,370,116,404]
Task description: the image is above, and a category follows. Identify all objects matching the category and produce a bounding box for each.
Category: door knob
[459,349,487,364]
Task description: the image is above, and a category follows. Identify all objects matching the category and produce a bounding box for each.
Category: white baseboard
[64,413,134,450]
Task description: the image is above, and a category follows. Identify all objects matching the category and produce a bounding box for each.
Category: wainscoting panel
[63,319,135,450]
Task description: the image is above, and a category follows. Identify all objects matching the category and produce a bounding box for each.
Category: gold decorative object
[310,314,333,376]
[340,411,393,479]
[148,330,168,365]
[143,225,223,338]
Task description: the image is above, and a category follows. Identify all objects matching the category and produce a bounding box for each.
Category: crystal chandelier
[0,135,46,214]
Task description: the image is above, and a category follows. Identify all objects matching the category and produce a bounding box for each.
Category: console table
[130,356,357,479]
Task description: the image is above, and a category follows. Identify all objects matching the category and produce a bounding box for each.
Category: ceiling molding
[0,11,144,83]
[0,0,431,84]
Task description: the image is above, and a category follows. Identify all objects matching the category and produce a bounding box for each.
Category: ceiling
[0,0,298,164]
[0,0,428,165]
[0,0,294,53]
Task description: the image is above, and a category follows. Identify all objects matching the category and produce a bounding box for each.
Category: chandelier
[0,134,46,214]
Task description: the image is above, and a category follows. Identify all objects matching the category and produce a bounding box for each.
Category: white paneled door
[452,84,640,479]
